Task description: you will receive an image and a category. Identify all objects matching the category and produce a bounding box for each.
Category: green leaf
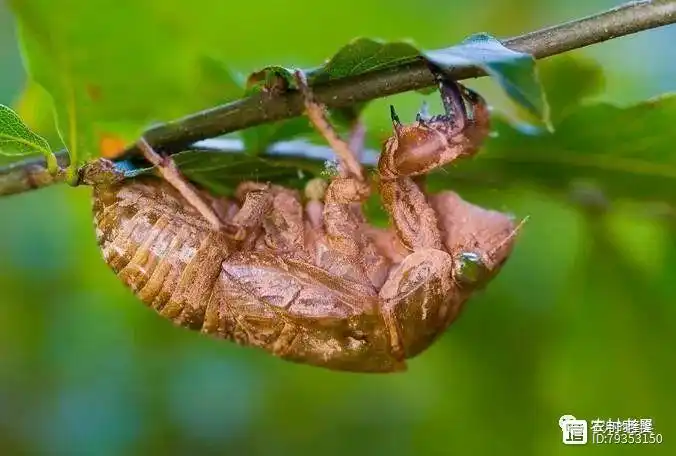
[13,81,64,151]
[307,38,420,83]
[248,33,550,131]
[536,54,605,125]
[241,119,316,156]
[424,33,549,128]
[245,66,295,97]
[0,104,57,172]
[429,93,676,204]
[9,0,245,179]
[0,104,51,157]
[175,150,323,196]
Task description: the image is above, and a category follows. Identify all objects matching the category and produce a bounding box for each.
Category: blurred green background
[1,0,675,455]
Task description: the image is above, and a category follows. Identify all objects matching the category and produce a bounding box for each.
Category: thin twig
[1,0,674,197]
[0,153,69,196]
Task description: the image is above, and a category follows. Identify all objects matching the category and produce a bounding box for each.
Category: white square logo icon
[559,415,588,445]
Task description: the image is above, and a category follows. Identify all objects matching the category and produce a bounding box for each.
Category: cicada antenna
[485,215,530,263]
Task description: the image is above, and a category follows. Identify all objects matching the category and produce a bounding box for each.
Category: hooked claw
[390,105,401,125]
[390,105,402,131]
[437,76,468,126]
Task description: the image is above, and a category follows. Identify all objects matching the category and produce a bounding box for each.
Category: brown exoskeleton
[87,71,519,373]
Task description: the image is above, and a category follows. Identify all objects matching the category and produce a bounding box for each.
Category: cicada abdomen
[92,176,236,330]
[91,175,400,372]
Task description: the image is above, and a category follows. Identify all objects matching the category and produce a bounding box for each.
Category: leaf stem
[1,0,674,197]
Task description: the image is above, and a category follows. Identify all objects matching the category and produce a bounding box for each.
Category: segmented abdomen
[92,178,232,330]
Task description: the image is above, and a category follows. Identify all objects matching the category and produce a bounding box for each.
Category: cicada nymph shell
[89,76,520,373]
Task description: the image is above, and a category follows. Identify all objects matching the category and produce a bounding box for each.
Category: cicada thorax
[92,176,237,331]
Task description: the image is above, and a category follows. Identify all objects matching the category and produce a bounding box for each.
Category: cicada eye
[455,251,489,285]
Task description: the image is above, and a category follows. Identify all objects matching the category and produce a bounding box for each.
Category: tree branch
[141,0,676,153]
[1,0,675,197]
[0,153,69,197]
